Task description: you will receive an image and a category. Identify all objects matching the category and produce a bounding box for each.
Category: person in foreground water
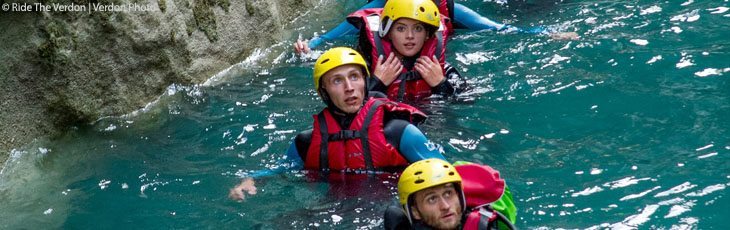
[384,159,518,230]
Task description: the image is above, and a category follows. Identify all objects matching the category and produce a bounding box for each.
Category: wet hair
[424,24,438,37]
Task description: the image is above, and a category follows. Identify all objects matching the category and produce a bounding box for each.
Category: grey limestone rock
[0,0,317,163]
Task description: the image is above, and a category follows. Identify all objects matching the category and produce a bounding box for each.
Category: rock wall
[0,0,317,163]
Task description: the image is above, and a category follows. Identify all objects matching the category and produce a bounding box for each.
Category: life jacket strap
[435,30,443,60]
[366,15,386,58]
[359,99,384,171]
[395,71,423,102]
[316,112,330,172]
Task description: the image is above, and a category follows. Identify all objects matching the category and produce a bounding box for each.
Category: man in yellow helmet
[229,47,447,200]
[385,159,518,230]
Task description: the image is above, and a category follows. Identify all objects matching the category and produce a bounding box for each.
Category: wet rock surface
[0,0,316,163]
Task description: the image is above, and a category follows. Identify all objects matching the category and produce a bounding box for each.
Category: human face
[387,18,429,58]
[411,183,463,230]
[321,64,366,114]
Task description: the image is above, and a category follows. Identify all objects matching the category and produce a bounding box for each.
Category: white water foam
[671,26,683,33]
[681,0,694,6]
[670,10,700,22]
[604,176,651,189]
[571,186,604,197]
[655,182,696,197]
[620,186,662,201]
[664,201,694,218]
[455,51,496,65]
[647,55,663,64]
[694,68,725,77]
[708,7,729,14]
[676,53,695,69]
[630,39,649,46]
[686,184,725,197]
[640,6,662,15]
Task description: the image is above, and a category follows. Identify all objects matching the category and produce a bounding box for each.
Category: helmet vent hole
[415,179,425,184]
[414,171,422,175]
[348,52,356,56]
[448,172,455,176]
[419,7,425,13]
[320,59,330,64]
[443,165,448,168]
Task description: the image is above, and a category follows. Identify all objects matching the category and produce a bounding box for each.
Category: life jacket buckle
[478,207,494,219]
[329,130,361,141]
[403,71,421,81]
[477,205,499,222]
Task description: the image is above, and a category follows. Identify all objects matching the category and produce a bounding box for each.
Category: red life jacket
[347,8,451,102]
[429,0,454,32]
[304,98,427,171]
[455,163,512,230]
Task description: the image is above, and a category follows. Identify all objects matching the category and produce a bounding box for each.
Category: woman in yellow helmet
[345,0,468,103]
[293,0,578,52]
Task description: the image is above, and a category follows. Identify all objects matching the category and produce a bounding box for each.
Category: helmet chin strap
[379,17,393,38]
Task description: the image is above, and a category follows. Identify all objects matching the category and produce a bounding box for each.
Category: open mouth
[441,212,456,220]
[404,43,416,49]
[345,96,359,105]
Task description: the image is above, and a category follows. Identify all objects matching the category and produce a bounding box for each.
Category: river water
[1,0,728,229]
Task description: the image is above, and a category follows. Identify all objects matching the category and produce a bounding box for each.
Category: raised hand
[373,52,403,86]
[293,39,311,54]
[414,55,445,87]
[228,177,257,201]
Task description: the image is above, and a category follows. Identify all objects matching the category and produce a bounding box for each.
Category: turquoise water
[2,0,729,229]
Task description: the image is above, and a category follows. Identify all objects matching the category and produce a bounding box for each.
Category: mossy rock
[192,0,218,42]
[244,0,255,16]
[37,19,75,66]
[190,0,233,42]
[158,0,167,12]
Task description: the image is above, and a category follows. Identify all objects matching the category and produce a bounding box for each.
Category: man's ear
[410,205,422,220]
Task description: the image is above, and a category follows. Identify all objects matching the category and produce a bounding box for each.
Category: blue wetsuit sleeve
[308,22,358,49]
[244,142,304,178]
[398,124,446,162]
[307,0,387,49]
[453,3,546,34]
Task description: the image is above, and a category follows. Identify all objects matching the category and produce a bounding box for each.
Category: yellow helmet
[312,47,370,91]
[379,0,441,37]
[398,158,462,205]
